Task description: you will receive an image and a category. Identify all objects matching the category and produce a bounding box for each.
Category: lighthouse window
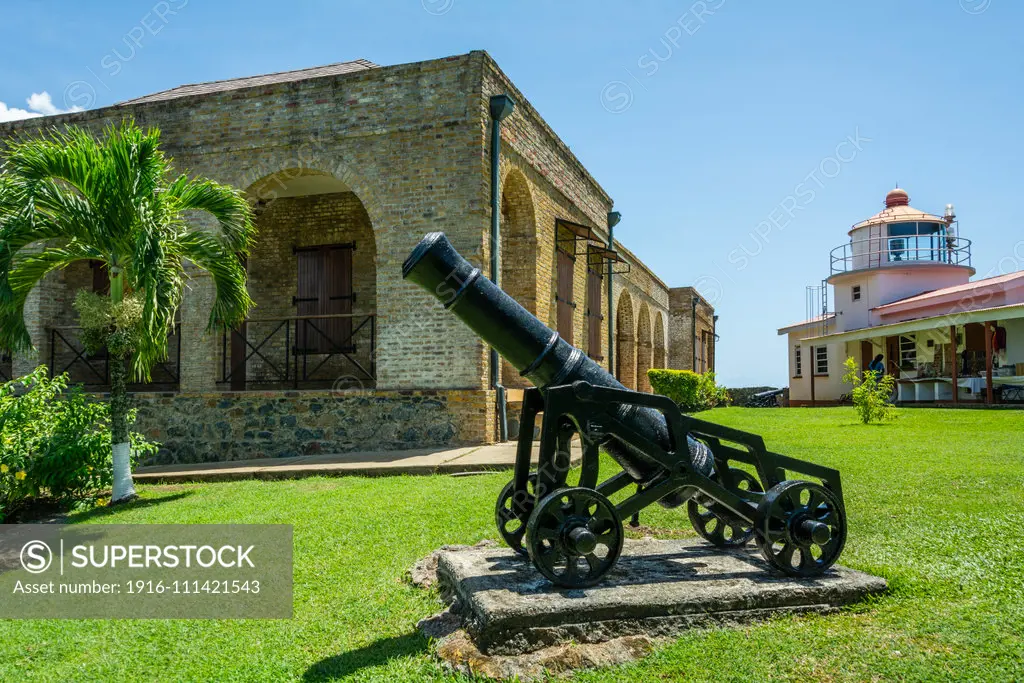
[851,285,861,301]
[888,222,945,263]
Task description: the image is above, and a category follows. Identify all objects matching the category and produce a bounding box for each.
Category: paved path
[134,441,582,484]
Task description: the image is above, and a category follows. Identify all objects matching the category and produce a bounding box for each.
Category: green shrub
[0,367,159,520]
[841,356,897,424]
[647,369,730,413]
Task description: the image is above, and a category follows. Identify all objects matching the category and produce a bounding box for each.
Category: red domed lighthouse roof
[884,188,910,207]
[849,187,944,233]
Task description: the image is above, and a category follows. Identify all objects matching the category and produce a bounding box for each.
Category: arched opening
[499,168,537,390]
[615,292,636,390]
[226,168,378,390]
[636,303,653,392]
[653,312,666,370]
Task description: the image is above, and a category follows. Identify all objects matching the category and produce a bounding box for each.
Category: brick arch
[615,290,636,390]
[499,167,538,312]
[636,302,653,392]
[499,167,538,389]
[232,153,386,237]
[235,166,378,390]
[653,311,667,370]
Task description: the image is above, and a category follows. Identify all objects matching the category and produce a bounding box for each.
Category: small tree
[0,122,254,502]
[841,356,896,424]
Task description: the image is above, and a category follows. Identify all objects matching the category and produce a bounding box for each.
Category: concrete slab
[437,537,887,655]
[133,441,581,484]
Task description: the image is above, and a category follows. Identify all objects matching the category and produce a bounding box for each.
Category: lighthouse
[779,188,1024,407]
[828,188,974,333]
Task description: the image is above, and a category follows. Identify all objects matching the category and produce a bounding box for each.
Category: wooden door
[295,248,324,353]
[324,245,354,352]
[91,261,110,295]
[296,245,354,354]
[556,248,575,345]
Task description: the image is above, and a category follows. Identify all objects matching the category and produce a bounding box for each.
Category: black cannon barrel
[402,232,712,505]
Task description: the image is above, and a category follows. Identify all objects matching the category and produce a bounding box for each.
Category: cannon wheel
[526,487,623,588]
[495,473,539,555]
[687,467,763,547]
[755,480,847,577]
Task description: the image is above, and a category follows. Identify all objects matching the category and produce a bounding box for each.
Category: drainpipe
[691,295,698,371]
[489,94,515,442]
[606,211,621,373]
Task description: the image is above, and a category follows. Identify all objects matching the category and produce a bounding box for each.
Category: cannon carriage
[404,232,848,588]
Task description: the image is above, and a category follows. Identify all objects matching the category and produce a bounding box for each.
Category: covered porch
[220,168,378,392]
[804,303,1024,406]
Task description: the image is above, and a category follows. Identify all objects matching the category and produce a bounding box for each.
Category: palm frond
[0,120,257,379]
[0,243,102,351]
[175,230,254,331]
[165,175,256,253]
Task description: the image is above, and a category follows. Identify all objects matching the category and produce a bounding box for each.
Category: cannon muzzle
[402,232,712,507]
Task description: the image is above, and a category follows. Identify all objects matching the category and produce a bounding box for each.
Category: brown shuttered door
[325,245,354,352]
[296,245,355,354]
[585,264,603,360]
[91,261,110,295]
[296,248,325,353]
[556,248,575,345]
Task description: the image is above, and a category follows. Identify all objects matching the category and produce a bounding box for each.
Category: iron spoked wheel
[687,468,763,547]
[755,480,847,577]
[525,487,624,588]
[495,473,539,555]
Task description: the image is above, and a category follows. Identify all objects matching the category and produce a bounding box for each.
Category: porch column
[984,320,994,404]
[178,269,219,393]
[809,345,816,407]
[950,325,958,405]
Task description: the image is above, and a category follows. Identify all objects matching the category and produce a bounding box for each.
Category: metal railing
[219,313,376,390]
[47,324,182,391]
[830,235,972,275]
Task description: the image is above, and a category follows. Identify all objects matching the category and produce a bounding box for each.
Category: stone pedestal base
[435,537,887,657]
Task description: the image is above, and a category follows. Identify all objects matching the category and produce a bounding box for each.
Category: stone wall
[131,388,494,465]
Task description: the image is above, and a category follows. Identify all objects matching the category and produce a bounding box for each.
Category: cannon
[403,232,847,588]
[746,388,785,408]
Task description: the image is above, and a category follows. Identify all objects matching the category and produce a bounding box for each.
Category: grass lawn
[2,407,1023,681]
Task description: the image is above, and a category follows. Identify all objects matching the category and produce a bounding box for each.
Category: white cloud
[0,91,83,123]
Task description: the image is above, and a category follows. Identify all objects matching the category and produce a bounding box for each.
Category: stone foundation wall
[131,388,495,465]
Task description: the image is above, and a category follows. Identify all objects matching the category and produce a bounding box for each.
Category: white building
[778,188,1024,406]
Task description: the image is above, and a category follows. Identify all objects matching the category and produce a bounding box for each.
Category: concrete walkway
[134,441,582,484]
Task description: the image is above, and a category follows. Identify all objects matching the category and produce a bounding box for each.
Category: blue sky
[2,0,1021,387]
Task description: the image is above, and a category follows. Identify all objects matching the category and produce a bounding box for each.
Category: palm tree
[0,121,254,502]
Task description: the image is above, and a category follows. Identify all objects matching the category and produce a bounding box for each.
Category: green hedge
[647,369,730,413]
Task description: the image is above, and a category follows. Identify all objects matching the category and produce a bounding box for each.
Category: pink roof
[872,271,1024,311]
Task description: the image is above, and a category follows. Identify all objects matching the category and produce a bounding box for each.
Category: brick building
[668,287,717,374]
[0,52,714,464]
